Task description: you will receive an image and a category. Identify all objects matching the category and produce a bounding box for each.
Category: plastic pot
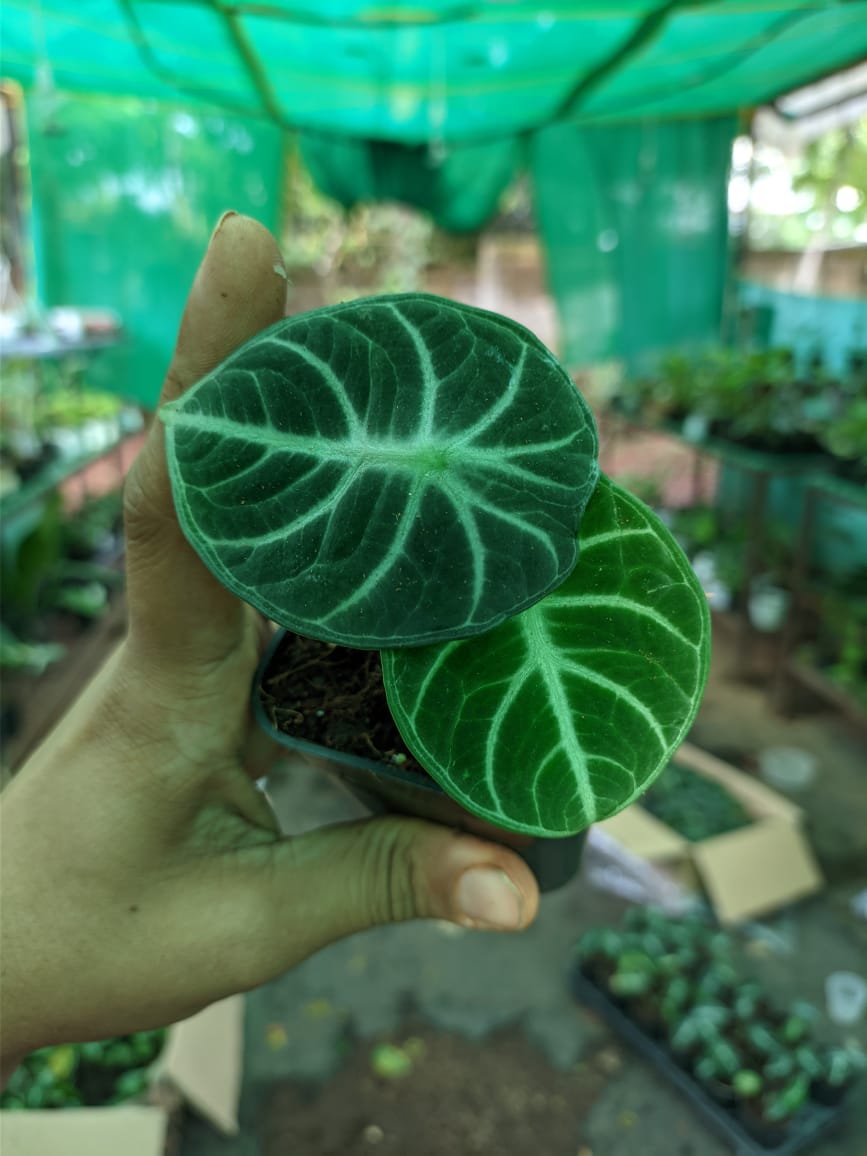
[735,1101,789,1149]
[809,1079,848,1108]
[252,630,586,892]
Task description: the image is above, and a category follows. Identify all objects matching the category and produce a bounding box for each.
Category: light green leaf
[382,475,711,836]
[162,294,597,648]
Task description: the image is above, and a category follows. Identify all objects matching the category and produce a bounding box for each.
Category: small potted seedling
[670,1005,730,1073]
[763,1050,797,1090]
[660,975,693,1043]
[793,1043,823,1086]
[0,1031,166,1111]
[0,1046,81,1110]
[778,1000,818,1047]
[623,905,673,940]
[739,1072,810,1148]
[162,295,711,890]
[733,981,766,1025]
[810,1043,867,1106]
[694,961,739,1003]
[607,949,661,1035]
[745,1020,785,1061]
[733,1067,763,1106]
[576,928,623,989]
[694,1037,742,1108]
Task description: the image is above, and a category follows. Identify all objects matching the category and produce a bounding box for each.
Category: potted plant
[669,1005,730,1073]
[0,1031,165,1110]
[744,1020,785,1062]
[694,1037,742,1107]
[738,1072,810,1148]
[660,975,693,1042]
[161,294,711,890]
[810,1044,867,1106]
[575,927,623,989]
[778,1001,817,1047]
[606,948,662,1034]
[732,980,772,1030]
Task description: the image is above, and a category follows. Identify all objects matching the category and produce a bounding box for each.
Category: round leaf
[382,475,711,836]
[162,294,598,648]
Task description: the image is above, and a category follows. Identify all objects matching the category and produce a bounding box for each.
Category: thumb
[245,817,540,976]
[124,212,287,665]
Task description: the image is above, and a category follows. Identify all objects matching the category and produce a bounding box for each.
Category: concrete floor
[181,626,867,1156]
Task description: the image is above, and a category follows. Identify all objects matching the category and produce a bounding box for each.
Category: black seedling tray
[572,970,846,1155]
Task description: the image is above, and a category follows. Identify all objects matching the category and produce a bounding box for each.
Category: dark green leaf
[162,294,597,648]
[383,475,711,835]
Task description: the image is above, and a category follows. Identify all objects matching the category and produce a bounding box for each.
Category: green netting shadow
[532,116,735,372]
[299,132,523,232]
[27,97,284,409]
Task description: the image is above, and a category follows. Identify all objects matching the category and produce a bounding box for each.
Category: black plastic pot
[809,1079,848,1108]
[704,1076,737,1110]
[252,630,586,892]
[736,1102,789,1150]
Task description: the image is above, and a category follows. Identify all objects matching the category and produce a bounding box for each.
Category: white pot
[80,418,119,453]
[703,578,732,613]
[758,746,817,792]
[748,582,790,632]
[681,412,710,442]
[46,426,83,460]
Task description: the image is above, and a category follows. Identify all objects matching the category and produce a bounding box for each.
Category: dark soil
[259,632,425,774]
[262,1025,610,1156]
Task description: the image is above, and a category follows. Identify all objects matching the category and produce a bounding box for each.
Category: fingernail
[209,210,239,247]
[456,868,524,930]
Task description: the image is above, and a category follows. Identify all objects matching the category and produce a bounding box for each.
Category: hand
[0,213,539,1075]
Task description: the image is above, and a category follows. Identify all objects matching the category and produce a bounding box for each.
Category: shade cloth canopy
[3,2,866,142]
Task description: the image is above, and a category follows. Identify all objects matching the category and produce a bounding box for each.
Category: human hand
[0,213,539,1073]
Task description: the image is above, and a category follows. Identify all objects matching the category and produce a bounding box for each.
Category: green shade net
[532,115,736,370]
[5,2,866,402]
[27,98,284,406]
[299,133,523,231]
[3,2,865,141]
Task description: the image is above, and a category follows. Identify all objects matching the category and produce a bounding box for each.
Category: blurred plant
[819,398,867,470]
[733,1068,763,1100]
[746,1021,784,1060]
[619,345,859,454]
[642,762,752,842]
[764,1073,810,1123]
[282,144,439,300]
[36,385,122,432]
[51,580,109,620]
[734,982,765,1023]
[613,472,667,509]
[695,1037,741,1084]
[822,1043,867,1088]
[0,624,66,673]
[747,122,867,251]
[608,950,657,999]
[779,1001,818,1046]
[0,1031,165,1110]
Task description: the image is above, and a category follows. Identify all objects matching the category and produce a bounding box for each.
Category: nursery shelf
[572,970,846,1156]
[0,435,139,528]
[1,592,128,775]
[0,333,121,361]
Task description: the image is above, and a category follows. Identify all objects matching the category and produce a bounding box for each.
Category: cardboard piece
[1,1106,167,1156]
[160,995,243,1136]
[597,741,824,924]
[0,996,244,1156]
[692,819,823,926]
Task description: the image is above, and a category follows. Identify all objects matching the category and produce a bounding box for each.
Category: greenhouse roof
[3,2,867,141]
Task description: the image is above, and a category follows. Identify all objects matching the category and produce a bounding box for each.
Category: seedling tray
[572,970,845,1155]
